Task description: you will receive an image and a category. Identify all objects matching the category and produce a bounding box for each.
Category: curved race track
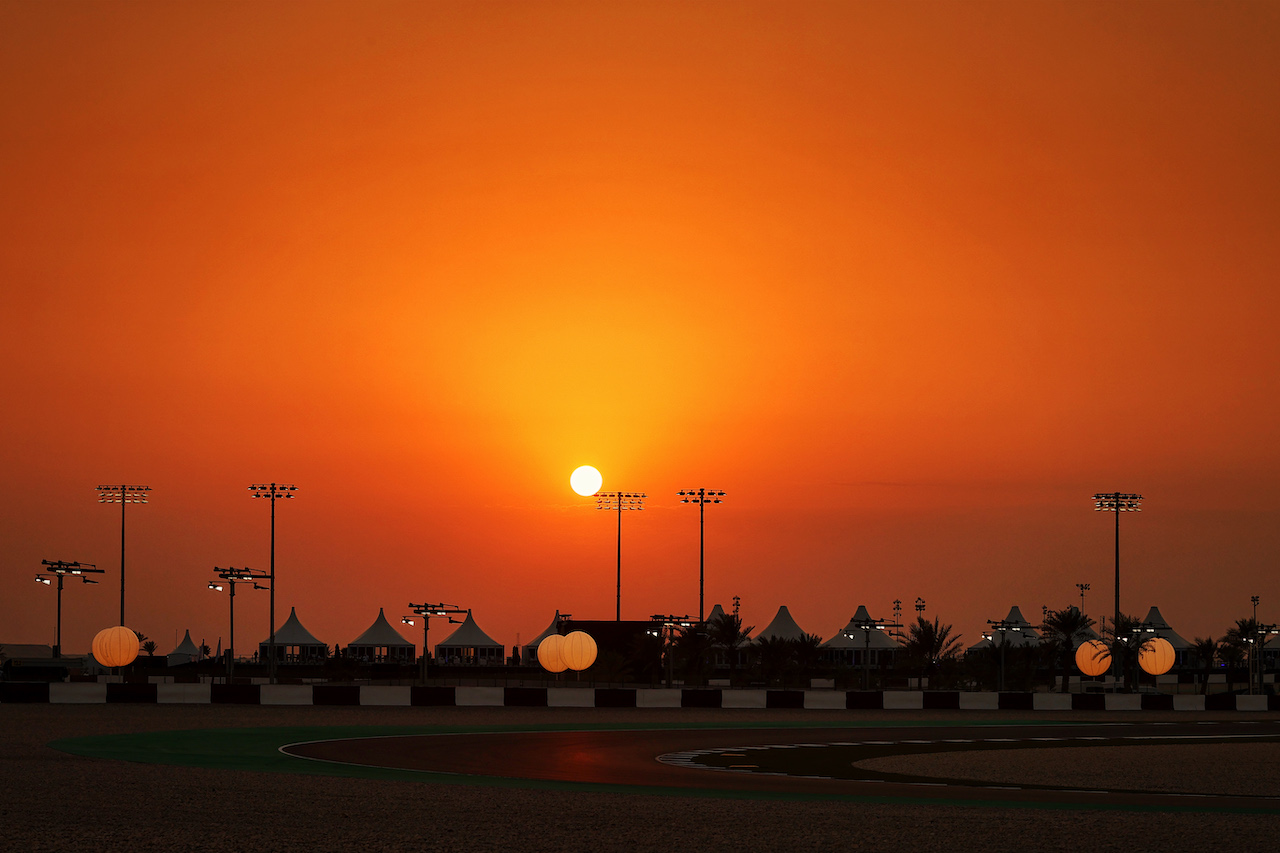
[283,719,1280,811]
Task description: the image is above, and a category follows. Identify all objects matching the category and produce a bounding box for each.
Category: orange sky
[3,1,1278,656]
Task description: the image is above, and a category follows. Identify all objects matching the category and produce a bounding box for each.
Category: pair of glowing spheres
[92,625,140,668]
[1074,638,1175,676]
[537,631,597,673]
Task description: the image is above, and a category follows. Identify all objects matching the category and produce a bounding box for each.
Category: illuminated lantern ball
[1139,637,1176,676]
[92,626,140,668]
[561,631,598,672]
[1075,639,1111,677]
[537,633,567,673]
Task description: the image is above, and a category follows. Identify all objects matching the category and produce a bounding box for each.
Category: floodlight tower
[209,567,269,681]
[36,560,103,657]
[96,485,151,625]
[1093,492,1142,681]
[678,489,725,623]
[405,602,468,682]
[597,491,644,620]
[1076,583,1090,618]
[249,482,297,683]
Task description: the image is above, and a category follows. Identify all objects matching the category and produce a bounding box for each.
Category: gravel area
[2,705,1277,852]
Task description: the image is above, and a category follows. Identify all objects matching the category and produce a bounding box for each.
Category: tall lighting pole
[36,560,102,657]
[1076,583,1090,617]
[596,491,644,621]
[96,485,151,625]
[1094,492,1142,683]
[678,489,725,624]
[249,483,297,683]
[405,602,467,682]
[209,567,268,681]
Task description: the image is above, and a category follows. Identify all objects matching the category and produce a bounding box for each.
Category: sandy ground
[2,705,1278,853]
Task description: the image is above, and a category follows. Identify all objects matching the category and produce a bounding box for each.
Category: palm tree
[673,624,714,686]
[141,640,157,657]
[709,612,754,687]
[904,616,962,688]
[1190,636,1219,695]
[1040,607,1096,693]
[754,636,792,687]
[792,633,823,687]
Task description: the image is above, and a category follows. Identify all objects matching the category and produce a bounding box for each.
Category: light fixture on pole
[893,600,903,639]
[96,485,151,626]
[405,602,468,682]
[209,566,268,682]
[915,597,926,619]
[597,491,644,621]
[37,560,103,658]
[844,613,896,691]
[249,482,297,684]
[1076,583,1090,617]
[678,489,725,624]
[985,618,1023,692]
[649,614,692,688]
[1093,492,1142,683]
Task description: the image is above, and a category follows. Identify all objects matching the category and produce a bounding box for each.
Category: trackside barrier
[360,686,411,706]
[4,685,1278,709]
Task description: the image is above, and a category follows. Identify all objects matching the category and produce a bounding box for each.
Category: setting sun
[570,466,603,497]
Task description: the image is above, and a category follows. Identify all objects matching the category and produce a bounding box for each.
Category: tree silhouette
[1190,636,1219,695]
[1040,607,1096,693]
[141,640,157,657]
[709,612,754,687]
[904,616,962,688]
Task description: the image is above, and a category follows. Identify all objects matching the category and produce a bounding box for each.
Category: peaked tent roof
[524,611,562,648]
[349,608,413,647]
[260,607,326,646]
[1141,606,1192,650]
[820,606,902,650]
[168,629,200,656]
[966,605,1041,651]
[706,604,727,624]
[437,610,502,649]
[753,605,813,643]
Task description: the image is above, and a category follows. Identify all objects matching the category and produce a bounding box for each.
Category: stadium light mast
[597,491,645,620]
[36,560,102,657]
[678,489,725,624]
[1094,492,1142,683]
[249,483,297,683]
[405,602,468,682]
[96,485,150,625]
[209,567,268,681]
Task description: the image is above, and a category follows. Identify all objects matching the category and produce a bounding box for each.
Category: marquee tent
[820,605,902,666]
[347,608,415,663]
[166,629,202,666]
[753,605,815,643]
[435,610,504,664]
[259,607,328,664]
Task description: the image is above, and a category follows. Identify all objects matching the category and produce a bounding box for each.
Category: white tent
[820,605,901,666]
[435,610,504,665]
[166,629,202,666]
[966,605,1041,652]
[753,605,814,643]
[347,608,415,663]
[1139,606,1193,667]
[522,611,563,666]
[259,607,328,663]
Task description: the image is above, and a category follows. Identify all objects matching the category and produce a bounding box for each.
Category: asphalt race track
[282,719,1280,812]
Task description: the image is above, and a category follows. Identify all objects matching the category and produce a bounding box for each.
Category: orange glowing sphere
[1139,637,1175,675]
[561,631,598,671]
[92,625,140,668]
[537,633,567,673]
[1075,639,1111,676]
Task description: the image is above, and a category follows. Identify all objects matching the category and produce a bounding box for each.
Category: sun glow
[570,465,603,496]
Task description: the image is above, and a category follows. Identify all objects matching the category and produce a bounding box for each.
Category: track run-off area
[55,717,1280,813]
